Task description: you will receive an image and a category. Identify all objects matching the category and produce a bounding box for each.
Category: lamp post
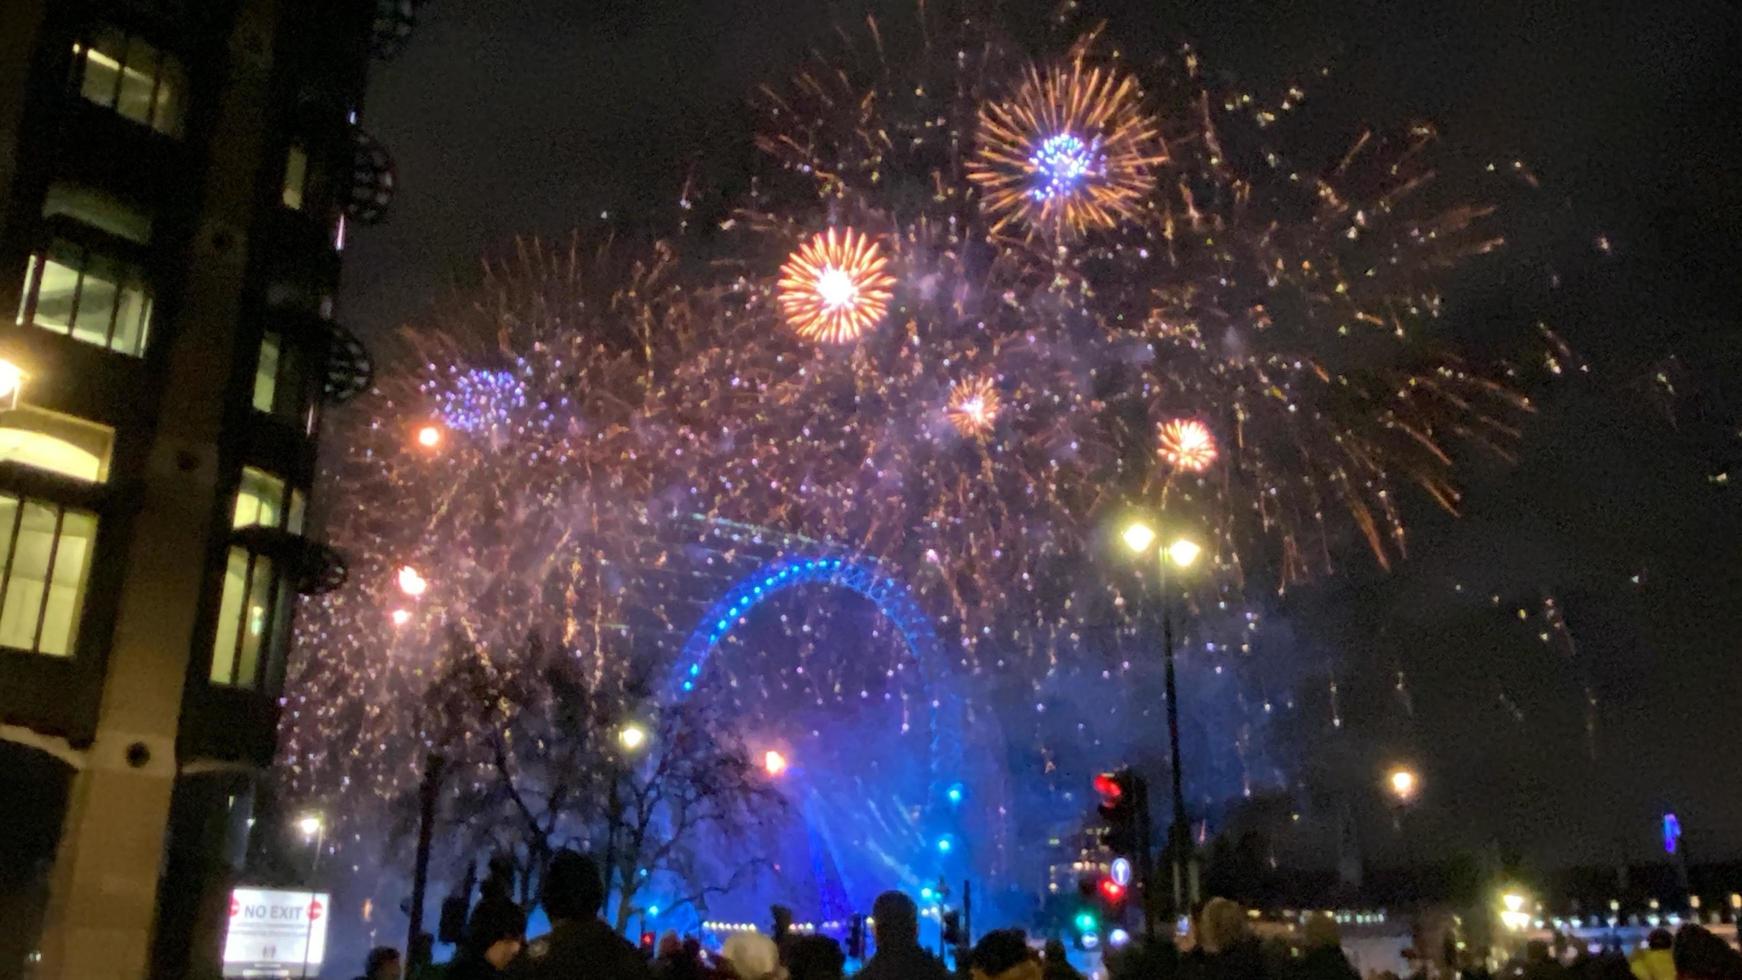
[602,720,650,925]
[1122,519,1203,914]
[297,813,325,880]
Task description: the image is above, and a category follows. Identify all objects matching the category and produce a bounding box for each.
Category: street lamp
[415,424,443,450]
[0,357,25,410]
[297,814,325,879]
[1386,766,1420,805]
[1121,517,1203,913]
[763,750,788,777]
[617,722,649,753]
[604,719,651,920]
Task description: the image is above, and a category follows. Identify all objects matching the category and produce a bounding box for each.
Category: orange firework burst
[946,376,1001,438]
[776,227,896,343]
[968,58,1165,237]
[1157,418,1217,472]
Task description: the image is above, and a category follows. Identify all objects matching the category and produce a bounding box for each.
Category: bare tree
[420,630,784,928]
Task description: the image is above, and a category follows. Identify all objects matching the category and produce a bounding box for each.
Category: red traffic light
[1099,877,1127,903]
[1093,772,1125,801]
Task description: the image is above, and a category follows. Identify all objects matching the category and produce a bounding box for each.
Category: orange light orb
[777,228,896,343]
[946,377,1002,439]
[415,424,443,449]
[763,750,788,777]
[1157,418,1217,472]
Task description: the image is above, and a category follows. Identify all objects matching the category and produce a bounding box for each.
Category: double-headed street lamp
[1121,518,1203,913]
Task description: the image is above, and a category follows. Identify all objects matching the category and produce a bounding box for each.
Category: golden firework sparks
[776,227,896,343]
[1157,418,1217,472]
[968,58,1165,237]
[946,376,1001,438]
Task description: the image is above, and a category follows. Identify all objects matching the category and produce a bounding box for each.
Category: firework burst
[1156,418,1217,473]
[968,58,1165,238]
[776,228,896,343]
[946,376,1002,439]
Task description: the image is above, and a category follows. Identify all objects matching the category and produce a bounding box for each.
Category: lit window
[0,493,98,656]
[252,333,280,413]
[250,331,312,420]
[73,28,186,137]
[232,467,304,534]
[17,242,152,356]
[282,145,309,210]
[209,546,286,688]
[42,184,152,244]
[0,407,114,483]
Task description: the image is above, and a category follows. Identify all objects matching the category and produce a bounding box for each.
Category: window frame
[0,491,100,658]
[16,237,154,357]
[69,26,187,137]
[208,544,291,690]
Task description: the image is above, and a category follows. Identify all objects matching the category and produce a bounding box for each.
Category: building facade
[0,1,408,977]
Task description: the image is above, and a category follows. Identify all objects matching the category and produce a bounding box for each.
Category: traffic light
[1094,769,1141,857]
[942,909,963,947]
[639,931,656,951]
[847,914,866,959]
[1098,877,1127,905]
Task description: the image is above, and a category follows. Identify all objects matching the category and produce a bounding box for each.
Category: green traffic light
[1074,910,1099,933]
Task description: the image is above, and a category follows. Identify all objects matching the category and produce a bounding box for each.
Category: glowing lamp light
[763,750,788,777]
[415,424,442,449]
[1156,418,1218,473]
[297,814,323,838]
[920,886,936,902]
[1500,891,1531,931]
[1121,521,1156,556]
[946,783,965,806]
[397,566,427,597]
[935,835,954,855]
[0,358,25,409]
[1166,537,1202,569]
[617,723,649,753]
[389,608,411,627]
[1387,766,1420,803]
[1109,928,1132,948]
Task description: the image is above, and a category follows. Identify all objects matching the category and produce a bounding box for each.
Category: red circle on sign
[309,899,324,921]
[229,896,240,917]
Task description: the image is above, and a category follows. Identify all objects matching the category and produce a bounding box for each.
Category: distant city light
[297,814,323,838]
[389,608,411,627]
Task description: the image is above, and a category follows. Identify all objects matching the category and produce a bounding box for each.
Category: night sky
[340,0,1742,867]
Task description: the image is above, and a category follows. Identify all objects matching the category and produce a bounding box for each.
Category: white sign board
[222,887,329,979]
